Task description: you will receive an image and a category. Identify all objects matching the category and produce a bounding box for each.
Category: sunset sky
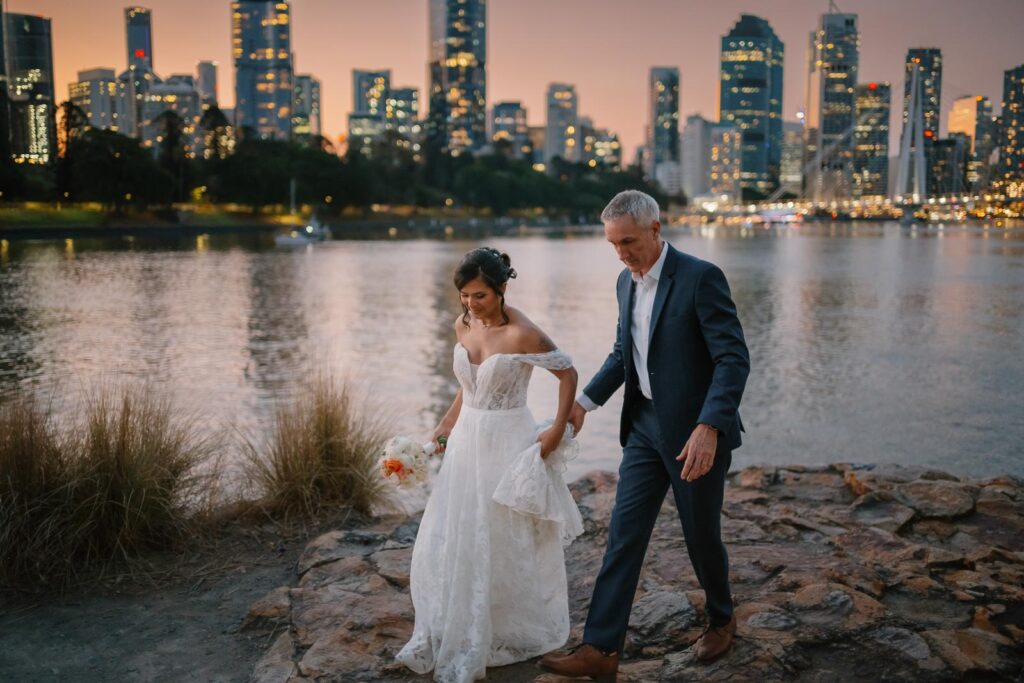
[10,0,1024,157]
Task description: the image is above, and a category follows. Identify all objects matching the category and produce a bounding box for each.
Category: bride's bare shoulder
[452,313,468,340]
[506,308,556,354]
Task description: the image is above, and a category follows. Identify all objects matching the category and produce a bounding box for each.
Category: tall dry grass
[243,375,391,520]
[0,385,219,591]
[1,374,392,592]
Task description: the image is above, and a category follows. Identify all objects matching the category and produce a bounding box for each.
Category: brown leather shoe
[696,614,737,662]
[538,643,619,682]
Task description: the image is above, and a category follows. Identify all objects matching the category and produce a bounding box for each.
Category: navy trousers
[582,397,733,653]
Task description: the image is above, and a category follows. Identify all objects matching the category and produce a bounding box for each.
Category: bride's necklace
[477,314,502,329]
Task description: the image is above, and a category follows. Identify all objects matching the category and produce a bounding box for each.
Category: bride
[396,247,583,683]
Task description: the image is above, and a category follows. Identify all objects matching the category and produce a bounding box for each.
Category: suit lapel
[648,244,677,346]
[619,273,635,365]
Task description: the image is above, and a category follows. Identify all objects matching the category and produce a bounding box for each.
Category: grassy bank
[0,377,392,594]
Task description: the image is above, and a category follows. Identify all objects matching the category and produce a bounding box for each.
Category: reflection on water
[1,223,1022,481]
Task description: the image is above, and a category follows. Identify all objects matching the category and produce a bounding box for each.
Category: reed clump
[0,386,217,590]
[243,375,390,521]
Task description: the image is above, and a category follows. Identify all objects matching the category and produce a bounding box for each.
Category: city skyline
[7,0,1024,159]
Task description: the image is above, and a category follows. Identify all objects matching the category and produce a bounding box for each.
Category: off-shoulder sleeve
[518,349,573,370]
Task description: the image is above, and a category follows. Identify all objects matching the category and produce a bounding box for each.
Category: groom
[541,190,750,679]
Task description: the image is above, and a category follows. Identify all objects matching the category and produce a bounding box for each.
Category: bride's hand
[537,426,563,459]
[432,422,453,455]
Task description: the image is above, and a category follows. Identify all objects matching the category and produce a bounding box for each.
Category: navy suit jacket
[584,243,750,455]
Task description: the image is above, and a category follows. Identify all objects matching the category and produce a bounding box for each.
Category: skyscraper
[232,0,293,140]
[196,61,218,107]
[929,134,968,195]
[140,77,202,157]
[348,70,389,152]
[353,70,390,119]
[386,87,421,146]
[997,64,1024,197]
[681,114,712,201]
[292,74,321,138]
[70,68,120,131]
[5,13,55,164]
[719,15,784,197]
[709,124,742,204]
[780,120,804,196]
[427,0,487,155]
[853,82,890,198]
[491,101,529,158]
[119,7,159,137]
[125,7,153,72]
[544,83,578,166]
[647,67,680,180]
[580,117,621,170]
[948,95,996,191]
[903,49,942,139]
[803,9,859,201]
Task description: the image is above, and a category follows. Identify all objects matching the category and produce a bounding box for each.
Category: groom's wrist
[576,393,599,412]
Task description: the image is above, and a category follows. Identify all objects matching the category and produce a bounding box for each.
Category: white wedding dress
[396,342,583,683]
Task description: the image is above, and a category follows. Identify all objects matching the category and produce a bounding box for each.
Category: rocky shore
[243,464,1024,682]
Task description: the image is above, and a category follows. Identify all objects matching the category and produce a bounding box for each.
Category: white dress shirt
[578,241,667,411]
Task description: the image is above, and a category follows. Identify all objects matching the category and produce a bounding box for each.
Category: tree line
[0,102,667,219]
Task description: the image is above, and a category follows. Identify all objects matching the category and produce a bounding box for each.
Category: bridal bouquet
[379,436,437,486]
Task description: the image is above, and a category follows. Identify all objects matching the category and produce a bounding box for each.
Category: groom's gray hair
[600,190,660,229]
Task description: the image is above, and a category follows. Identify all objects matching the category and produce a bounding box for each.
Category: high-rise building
[709,124,742,204]
[232,0,293,140]
[140,78,202,157]
[647,67,680,177]
[125,7,154,72]
[853,82,890,198]
[929,134,968,195]
[292,74,321,138]
[544,83,578,166]
[70,68,120,131]
[580,118,621,170]
[386,86,420,145]
[681,114,712,201]
[948,95,996,191]
[5,13,55,164]
[196,61,218,107]
[719,15,784,197]
[803,10,859,201]
[997,64,1024,197]
[120,7,158,136]
[780,120,804,196]
[491,101,529,158]
[348,70,389,152]
[903,49,942,139]
[427,0,486,155]
[353,70,390,119]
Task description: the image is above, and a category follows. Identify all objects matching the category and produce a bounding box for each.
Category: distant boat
[274,218,332,246]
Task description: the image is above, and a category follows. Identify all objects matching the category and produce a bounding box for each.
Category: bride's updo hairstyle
[454,247,518,327]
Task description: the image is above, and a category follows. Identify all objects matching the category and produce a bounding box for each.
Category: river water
[1,222,1021,481]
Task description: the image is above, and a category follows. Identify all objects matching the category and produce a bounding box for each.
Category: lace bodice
[454,343,573,410]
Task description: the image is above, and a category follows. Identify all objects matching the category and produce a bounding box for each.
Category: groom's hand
[677,424,718,482]
[569,401,587,436]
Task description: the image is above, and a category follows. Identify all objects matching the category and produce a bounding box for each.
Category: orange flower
[382,458,408,479]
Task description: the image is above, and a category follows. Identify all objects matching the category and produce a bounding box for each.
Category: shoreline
[1,462,1021,682]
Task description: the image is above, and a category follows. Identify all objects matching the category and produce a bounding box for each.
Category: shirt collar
[632,240,668,286]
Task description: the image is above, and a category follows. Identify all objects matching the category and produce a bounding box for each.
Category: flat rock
[248,465,1024,682]
[896,480,976,519]
[627,590,696,641]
